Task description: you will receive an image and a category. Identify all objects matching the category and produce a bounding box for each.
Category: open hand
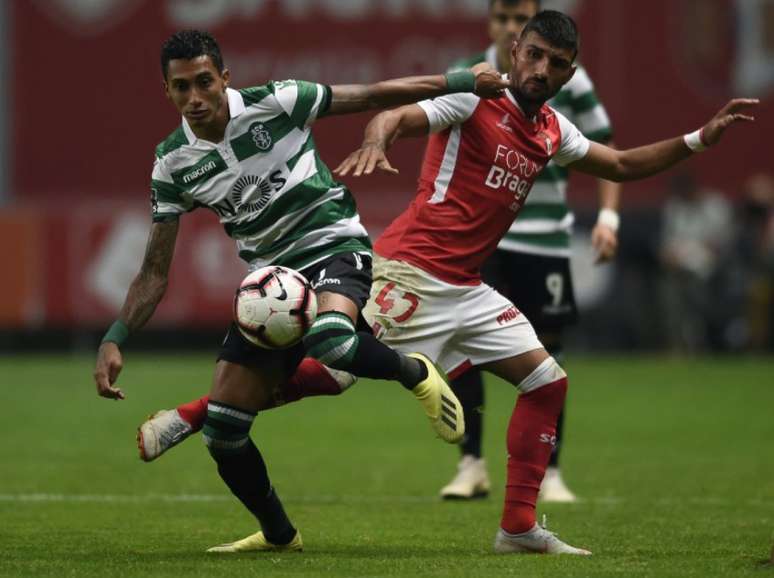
[93,342,125,400]
[701,98,759,146]
[334,142,399,177]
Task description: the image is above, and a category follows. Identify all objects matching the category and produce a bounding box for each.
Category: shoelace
[540,515,562,544]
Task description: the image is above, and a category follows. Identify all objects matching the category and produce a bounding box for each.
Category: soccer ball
[233,266,318,349]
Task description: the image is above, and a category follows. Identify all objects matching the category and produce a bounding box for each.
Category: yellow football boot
[206,530,303,553]
[408,353,465,443]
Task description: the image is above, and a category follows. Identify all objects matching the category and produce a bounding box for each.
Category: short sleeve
[272,80,330,129]
[150,158,191,223]
[552,109,591,167]
[417,93,480,133]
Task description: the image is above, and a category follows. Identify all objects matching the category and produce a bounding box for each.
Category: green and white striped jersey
[151,82,371,272]
[449,47,613,257]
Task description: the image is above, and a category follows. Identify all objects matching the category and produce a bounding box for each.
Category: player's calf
[204,401,297,548]
[500,357,568,534]
[137,358,355,461]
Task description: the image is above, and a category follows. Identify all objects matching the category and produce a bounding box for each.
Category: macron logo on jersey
[497,114,514,134]
[182,160,217,184]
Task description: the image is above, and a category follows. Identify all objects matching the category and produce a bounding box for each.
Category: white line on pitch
[0,494,770,507]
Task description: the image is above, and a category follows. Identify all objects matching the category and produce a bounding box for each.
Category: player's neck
[509,88,542,119]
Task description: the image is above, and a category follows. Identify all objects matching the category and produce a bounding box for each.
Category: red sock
[176,395,209,431]
[274,358,346,405]
[176,359,345,428]
[501,377,567,534]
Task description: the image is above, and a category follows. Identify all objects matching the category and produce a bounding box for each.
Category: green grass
[0,354,772,577]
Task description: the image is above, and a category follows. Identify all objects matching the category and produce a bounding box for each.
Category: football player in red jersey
[335,10,757,554]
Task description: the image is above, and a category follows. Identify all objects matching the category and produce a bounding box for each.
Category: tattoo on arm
[118,219,179,332]
[328,76,447,116]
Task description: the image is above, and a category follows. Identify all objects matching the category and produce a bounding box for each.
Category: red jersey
[374,89,590,285]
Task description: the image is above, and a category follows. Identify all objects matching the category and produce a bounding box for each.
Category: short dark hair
[160,30,224,79]
[520,10,579,59]
[489,0,541,9]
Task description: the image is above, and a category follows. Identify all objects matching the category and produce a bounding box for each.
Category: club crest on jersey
[250,123,273,152]
[539,131,553,155]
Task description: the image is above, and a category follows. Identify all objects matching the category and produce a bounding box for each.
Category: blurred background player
[659,174,732,352]
[92,30,509,553]
[440,0,621,502]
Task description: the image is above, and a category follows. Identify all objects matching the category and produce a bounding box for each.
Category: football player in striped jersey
[92,29,509,553]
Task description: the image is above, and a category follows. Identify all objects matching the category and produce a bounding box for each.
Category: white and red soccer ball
[233,266,317,349]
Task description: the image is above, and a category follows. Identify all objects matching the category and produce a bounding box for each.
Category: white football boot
[440,455,491,499]
[137,409,193,462]
[539,467,578,503]
[494,523,591,555]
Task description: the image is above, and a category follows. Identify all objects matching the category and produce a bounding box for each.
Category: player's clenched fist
[93,342,125,400]
[472,63,510,99]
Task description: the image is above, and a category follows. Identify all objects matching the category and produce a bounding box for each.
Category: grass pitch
[0,354,772,577]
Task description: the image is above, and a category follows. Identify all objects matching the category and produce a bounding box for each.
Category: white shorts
[363,255,544,378]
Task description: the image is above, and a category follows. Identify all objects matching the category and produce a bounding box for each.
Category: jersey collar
[485,45,498,70]
[182,87,246,144]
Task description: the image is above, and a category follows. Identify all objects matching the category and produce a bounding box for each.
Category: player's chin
[523,84,549,99]
[518,90,546,106]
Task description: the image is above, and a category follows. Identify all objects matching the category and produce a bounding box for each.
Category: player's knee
[518,356,567,394]
[302,311,359,370]
[202,401,254,459]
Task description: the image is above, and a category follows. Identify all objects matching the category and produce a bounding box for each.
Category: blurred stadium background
[1,2,773,576]
[2,0,772,354]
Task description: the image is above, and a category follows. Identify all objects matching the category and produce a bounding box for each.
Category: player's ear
[163,80,171,101]
[510,40,519,65]
[221,67,230,89]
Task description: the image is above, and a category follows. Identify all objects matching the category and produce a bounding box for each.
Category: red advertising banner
[12,0,774,204]
[5,0,773,330]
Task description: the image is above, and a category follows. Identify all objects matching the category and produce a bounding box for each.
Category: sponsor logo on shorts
[539,433,557,446]
[313,278,342,288]
[496,305,521,325]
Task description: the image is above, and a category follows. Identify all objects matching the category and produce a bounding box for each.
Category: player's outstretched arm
[93,219,179,400]
[569,99,759,182]
[327,65,508,116]
[334,104,429,177]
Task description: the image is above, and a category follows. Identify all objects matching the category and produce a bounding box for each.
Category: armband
[102,320,129,346]
[445,70,476,94]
